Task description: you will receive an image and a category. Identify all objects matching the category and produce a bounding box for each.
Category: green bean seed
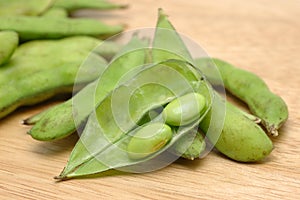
[0,0,53,16]
[0,31,18,66]
[127,123,173,160]
[163,92,206,126]
[200,94,273,162]
[0,16,123,41]
[196,58,288,136]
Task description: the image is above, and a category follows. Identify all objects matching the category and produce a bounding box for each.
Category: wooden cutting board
[1,0,299,199]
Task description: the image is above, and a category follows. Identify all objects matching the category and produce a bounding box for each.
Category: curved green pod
[0,16,123,41]
[196,58,288,136]
[0,31,18,66]
[0,36,106,119]
[42,7,68,18]
[22,108,50,125]
[28,36,148,141]
[56,59,213,180]
[199,94,273,162]
[0,0,54,16]
[0,54,107,120]
[53,0,127,12]
[0,36,102,83]
[173,131,206,160]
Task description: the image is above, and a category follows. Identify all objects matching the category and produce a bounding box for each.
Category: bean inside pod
[163,92,207,126]
[127,123,173,160]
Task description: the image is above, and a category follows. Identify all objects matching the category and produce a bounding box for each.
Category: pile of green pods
[0,3,288,180]
[0,0,126,119]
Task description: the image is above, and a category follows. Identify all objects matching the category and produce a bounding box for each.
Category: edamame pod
[23,109,50,125]
[0,31,18,66]
[152,9,211,161]
[53,0,127,12]
[127,123,173,160]
[0,36,106,119]
[93,41,122,61]
[42,7,68,18]
[173,131,206,160]
[196,58,288,136]
[199,94,273,162]
[0,56,106,119]
[57,59,212,179]
[28,36,148,141]
[163,92,206,126]
[0,0,53,16]
[0,16,123,41]
[0,36,102,86]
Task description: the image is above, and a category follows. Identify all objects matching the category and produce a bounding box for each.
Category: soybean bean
[0,0,53,16]
[163,92,206,126]
[127,123,173,160]
[196,58,288,136]
[0,31,18,66]
[0,16,123,41]
[199,94,273,162]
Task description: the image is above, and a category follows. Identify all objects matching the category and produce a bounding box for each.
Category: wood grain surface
[1,0,300,199]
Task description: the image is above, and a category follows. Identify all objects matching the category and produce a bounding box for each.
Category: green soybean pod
[22,108,52,125]
[42,7,68,18]
[196,58,288,136]
[127,123,173,160]
[0,31,18,66]
[0,36,102,86]
[93,41,123,61]
[0,16,123,41]
[199,94,273,162]
[173,130,206,160]
[163,92,206,126]
[0,55,107,120]
[56,60,212,180]
[0,0,54,16]
[53,0,127,12]
[28,36,148,141]
[0,36,107,119]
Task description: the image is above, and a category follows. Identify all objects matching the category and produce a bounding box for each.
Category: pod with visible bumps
[42,8,68,18]
[0,31,18,66]
[196,58,288,136]
[200,94,273,162]
[163,92,206,126]
[0,16,123,41]
[28,36,148,141]
[174,130,206,160]
[127,123,173,160]
[0,36,107,119]
[53,0,127,11]
[0,0,53,16]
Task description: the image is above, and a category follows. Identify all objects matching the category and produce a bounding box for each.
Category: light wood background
[1,0,300,199]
